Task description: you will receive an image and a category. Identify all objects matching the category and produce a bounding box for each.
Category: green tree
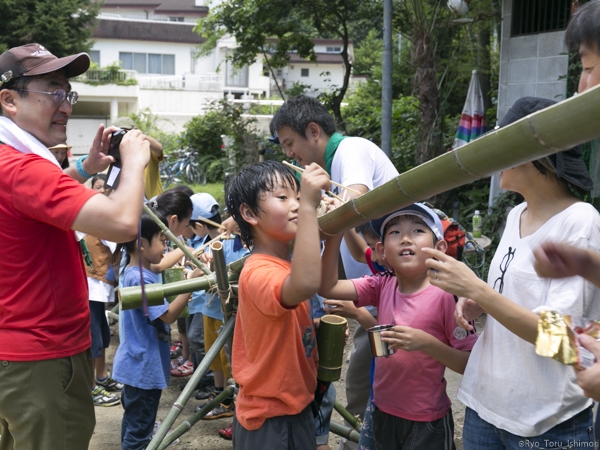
[0,0,101,55]
[195,0,378,130]
[183,100,263,182]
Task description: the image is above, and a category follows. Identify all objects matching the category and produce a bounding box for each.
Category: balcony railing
[137,73,223,92]
[75,69,138,86]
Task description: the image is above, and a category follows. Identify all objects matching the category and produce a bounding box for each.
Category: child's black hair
[91,173,107,187]
[154,189,193,222]
[121,209,168,260]
[355,222,379,240]
[170,184,194,197]
[201,212,223,231]
[565,2,600,53]
[225,160,299,247]
[270,95,337,138]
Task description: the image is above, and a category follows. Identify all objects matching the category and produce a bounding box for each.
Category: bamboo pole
[156,385,236,449]
[211,241,235,324]
[142,204,211,276]
[334,400,362,432]
[119,256,247,310]
[147,318,235,450]
[319,84,600,236]
[329,421,361,443]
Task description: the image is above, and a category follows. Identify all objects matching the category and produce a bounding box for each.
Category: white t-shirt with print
[329,136,399,279]
[457,201,600,437]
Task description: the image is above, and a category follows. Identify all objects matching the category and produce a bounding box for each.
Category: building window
[326,46,341,53]
[90,50,100,66]
[226,60,249,87]
[119,52,175,75]
[169,16,184,22]
[512,0,571,36]
[301,68,309,77]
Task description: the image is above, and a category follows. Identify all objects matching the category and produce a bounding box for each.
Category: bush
[182,100,263,182]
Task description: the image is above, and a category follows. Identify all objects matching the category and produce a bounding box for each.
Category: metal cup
[367,324,394,357]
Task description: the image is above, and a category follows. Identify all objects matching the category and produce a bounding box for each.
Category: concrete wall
[497,0,568,122]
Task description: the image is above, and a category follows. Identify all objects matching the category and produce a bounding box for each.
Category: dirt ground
[90,316,482,449]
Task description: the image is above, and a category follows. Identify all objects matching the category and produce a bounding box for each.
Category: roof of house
[93,19,205,44]
[101,0,208,15]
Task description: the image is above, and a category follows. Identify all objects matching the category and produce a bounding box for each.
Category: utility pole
[381,0,393,157]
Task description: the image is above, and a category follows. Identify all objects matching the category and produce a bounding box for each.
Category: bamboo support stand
[157,385,236,449]
[147,318,235,450]
[334,400,362,432]
[329,421,361,443]
[130,86,600,447]
[118,256,247,310]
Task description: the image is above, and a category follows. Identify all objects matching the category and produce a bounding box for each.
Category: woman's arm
[423,248,539,345]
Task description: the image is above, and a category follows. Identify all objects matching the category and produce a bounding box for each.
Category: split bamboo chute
[319,83,600,236]
[121,83,600,308]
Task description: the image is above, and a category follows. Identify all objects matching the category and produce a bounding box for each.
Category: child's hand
[381,326,430,352]
[300,163,331,209]
[323,299,358,320]
[187,268,204,280]
[455,297,483,331]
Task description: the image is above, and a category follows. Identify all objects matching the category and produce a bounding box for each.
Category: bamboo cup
[162,267,189,318]
[317,314,348,382]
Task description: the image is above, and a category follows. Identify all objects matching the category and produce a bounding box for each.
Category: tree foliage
[194,0,377,129]
[0,0,101,55]
[183,100,263,182]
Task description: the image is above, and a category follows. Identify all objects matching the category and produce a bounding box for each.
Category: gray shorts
[233,404,316,450]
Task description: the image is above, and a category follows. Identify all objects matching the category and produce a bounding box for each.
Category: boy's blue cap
[268,134,280,145]
[371,203,444,241]
[190,193,219,220]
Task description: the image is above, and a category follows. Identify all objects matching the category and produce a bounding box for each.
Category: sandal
[218,423,233,440]
[170,342,182,359]
[170,360,194,377]
[170,356,185,371]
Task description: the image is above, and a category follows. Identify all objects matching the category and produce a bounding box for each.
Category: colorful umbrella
[453,69,486,148]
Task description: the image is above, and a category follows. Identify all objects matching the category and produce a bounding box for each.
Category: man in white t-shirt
[270,95,398,450]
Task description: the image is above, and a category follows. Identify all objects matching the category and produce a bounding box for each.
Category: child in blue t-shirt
[113,209,201,449]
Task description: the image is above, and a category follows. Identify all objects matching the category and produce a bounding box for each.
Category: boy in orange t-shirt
[225,160,331,449]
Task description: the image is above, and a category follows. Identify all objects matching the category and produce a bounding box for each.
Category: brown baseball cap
[0,43,90,88]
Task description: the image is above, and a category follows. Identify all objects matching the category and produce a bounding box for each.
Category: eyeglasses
[17,89,78,105]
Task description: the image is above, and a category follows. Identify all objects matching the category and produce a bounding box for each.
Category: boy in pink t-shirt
[320,203,477,449]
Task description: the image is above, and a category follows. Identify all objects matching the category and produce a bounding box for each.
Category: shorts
[90,300,111,359]
[203,315,230,379]
[177,317,187,334]
[0,350,95,450]
[233,403,316,450]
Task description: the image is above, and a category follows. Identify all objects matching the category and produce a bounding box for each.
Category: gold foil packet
[536,311,598,370]
[536,310,578,366]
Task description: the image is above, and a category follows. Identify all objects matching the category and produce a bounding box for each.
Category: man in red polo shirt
[0,43,150,449]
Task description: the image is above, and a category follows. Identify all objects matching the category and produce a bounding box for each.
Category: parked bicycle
[160,148,206,188]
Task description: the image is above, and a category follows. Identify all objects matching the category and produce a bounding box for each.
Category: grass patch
[187,182,226,205]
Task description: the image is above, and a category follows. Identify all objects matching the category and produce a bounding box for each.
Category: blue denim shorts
[463,406,594,450]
